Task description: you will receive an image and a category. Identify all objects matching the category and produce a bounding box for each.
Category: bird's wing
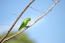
[18,22,25,31]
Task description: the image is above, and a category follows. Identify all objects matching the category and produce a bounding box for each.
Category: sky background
[0,0,65,43]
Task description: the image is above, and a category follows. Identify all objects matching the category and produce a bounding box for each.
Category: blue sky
[0,0,65,43]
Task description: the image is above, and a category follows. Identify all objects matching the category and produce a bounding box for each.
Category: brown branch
[29,0,60,27]
[2,28,28,43]
[2,0,60,43]
[0,0,35,43]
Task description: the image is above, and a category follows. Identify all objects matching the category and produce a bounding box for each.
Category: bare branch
[2,0,61,43]
[0,0,35,43]
[2,28,27,43]
[29,0,60,27]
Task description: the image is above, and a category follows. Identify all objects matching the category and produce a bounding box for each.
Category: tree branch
[2,0,60,43]
[0,0,35,43]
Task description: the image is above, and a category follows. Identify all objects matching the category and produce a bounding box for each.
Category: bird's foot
[26,26,30,28]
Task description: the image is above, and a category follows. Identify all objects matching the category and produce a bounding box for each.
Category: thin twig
[0,0,35,43]
[2,0,60,43]
[30,7,43,13]
[29,0,60,27]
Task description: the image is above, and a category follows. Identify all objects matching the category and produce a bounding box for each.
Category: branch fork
[0,0,60,43]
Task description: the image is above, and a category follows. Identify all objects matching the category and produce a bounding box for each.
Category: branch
[2,0,61,43]
[29,0,60,27]
[0,0,35,43]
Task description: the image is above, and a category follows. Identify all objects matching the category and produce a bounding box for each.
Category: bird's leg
[26,26,30,28]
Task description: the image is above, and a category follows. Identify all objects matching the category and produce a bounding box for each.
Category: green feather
[18,18,31,31]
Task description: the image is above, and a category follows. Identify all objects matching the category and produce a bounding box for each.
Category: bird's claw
[26,26,30,28]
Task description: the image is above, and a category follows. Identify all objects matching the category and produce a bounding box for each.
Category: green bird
[18,18,31,31]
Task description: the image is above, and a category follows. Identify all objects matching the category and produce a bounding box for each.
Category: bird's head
[25,18,31,21]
